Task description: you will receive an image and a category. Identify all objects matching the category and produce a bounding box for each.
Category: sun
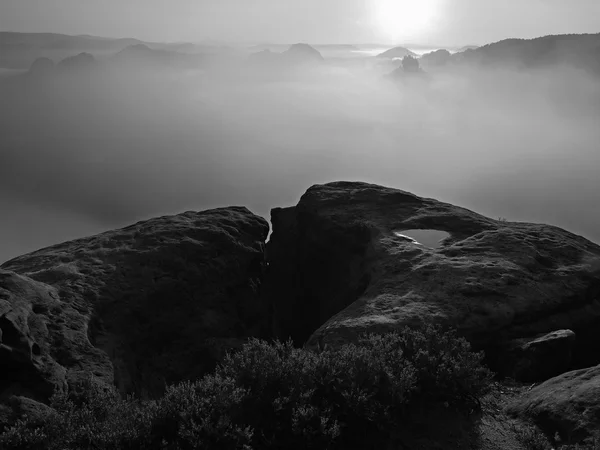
[373,0,439,42]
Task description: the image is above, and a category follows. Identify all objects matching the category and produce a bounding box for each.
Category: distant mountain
[376,47,418,59]
[284,43,325,63]
[314,44,359,51]
[248,43,324,69]
[0,32,143,51]
[56,52,96,70]
[0,32,221,70]
[112,44,210,69]
[453,33,600,74]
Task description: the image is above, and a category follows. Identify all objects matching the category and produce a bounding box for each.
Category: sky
[1,0,599,46]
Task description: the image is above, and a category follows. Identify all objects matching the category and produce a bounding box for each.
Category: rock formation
[264,181,600,378]
[3,180,600,440]
[0,207,270,412]
[507,364,600,443]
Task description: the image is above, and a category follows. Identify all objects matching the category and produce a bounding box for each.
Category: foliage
[0,325,493,450]
[402,55,420,72]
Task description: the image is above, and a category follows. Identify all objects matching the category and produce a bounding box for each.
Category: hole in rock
[0,316,22,347]
[394,230,451,249]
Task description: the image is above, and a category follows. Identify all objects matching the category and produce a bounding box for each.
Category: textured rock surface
[499,329,576,382]
[1,207,270,403]
[265,181,600,375]
[507,364,600,444]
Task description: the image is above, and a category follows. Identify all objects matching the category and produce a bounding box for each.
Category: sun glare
[373,0,439,41]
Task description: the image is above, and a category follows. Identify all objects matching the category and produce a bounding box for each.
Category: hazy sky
[1,0,599,46]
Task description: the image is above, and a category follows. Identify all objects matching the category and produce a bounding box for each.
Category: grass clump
[0,324,493,449]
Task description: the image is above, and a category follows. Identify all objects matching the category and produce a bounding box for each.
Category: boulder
[507,364,600,445]
[264,182,600,377]
[1,207,270,406]
[496,329,576,381]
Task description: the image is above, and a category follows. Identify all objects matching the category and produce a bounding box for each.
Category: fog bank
[1,58,599,262]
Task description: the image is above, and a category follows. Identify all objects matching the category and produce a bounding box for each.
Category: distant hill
[376,47,418,59]
[0,32,143,51]
[0,32,219,69]
[452,33,600,73]
[457,45,479,52]
[248,43,324,70]
[111,44,213,70]
[314,44,359,51]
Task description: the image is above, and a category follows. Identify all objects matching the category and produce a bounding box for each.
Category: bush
[0,325,493,449]
[0,376,156,449]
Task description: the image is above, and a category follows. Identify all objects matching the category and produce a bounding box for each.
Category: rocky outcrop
[1,207,270,406]
[0,271,72,403]
[264,182,600,378]
[507,364,600,445]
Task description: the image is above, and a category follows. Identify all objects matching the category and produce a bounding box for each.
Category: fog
[1,54,600,263]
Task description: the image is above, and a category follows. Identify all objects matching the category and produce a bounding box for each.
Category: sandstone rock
[1,207,269,404]
[497,329,576,382]
[507,364,600,444]
[265,182,600,376]
[0,270,71,404]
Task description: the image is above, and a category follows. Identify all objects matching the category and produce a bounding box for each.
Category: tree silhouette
[402,55,420,73]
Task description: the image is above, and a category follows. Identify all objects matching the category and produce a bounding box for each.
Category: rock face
[0,207,270,408]
[265,182,600,377]
[499,329,576,382]
[507,364,600,444]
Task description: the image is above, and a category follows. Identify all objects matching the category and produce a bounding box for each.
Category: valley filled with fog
[1,41,600,262]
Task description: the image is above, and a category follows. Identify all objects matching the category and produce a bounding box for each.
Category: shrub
[0,325,493,450]
[0,376,155,449]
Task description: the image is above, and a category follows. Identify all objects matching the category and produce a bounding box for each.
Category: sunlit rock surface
[265,181,600,378]
[0,207,270,407]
